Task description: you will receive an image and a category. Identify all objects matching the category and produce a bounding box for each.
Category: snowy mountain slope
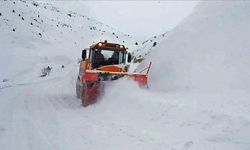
[1,1,250,150]
[0,0,138,84]
[132,32,168,63]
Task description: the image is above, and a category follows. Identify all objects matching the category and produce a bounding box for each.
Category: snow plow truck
[76,40,151,107]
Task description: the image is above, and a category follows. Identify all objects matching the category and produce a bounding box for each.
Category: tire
[81,81,87,107]
[76,77,81,98]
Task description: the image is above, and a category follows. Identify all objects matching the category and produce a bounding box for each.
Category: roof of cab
[90,41,127,51]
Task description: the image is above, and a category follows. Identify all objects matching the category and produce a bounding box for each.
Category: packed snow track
[0,65,250,150]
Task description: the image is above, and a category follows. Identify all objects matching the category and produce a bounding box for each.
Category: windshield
[91,49,125,68]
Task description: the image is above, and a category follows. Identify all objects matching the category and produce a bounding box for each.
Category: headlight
[120,45,123,48]
[98,43,102,46]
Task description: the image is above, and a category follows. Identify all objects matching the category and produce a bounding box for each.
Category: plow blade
[80,62,152,107]
[80,73,148,107]
[126,74,148,86]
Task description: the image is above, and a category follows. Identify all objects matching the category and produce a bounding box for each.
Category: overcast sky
[49,1,199,40]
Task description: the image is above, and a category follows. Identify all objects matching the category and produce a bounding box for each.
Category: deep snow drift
[1,1,250,150]
[146,1,250,91]
[105,1,250,149]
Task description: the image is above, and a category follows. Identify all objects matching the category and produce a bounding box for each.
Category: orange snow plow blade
[128,62,151,86]
[127,74,148,86]
[80,62,152,106]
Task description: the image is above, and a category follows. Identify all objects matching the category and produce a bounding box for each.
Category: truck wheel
[81,81,88,107]
[76,77,81,98]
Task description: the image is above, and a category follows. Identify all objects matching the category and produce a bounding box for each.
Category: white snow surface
[0,0,139,82]
[147,1,250,91]
[1,1,250,150]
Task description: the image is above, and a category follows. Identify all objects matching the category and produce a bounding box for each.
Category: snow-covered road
[1,64,250,150]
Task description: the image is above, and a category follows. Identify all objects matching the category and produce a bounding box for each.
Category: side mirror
[127,53,132,63]
[82,49,86,60]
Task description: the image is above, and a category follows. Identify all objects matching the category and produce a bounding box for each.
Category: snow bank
[146,1,250,91]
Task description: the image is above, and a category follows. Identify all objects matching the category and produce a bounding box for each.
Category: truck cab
[81,40,131,72]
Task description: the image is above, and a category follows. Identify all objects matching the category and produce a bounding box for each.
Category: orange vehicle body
[76,41,151,107]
